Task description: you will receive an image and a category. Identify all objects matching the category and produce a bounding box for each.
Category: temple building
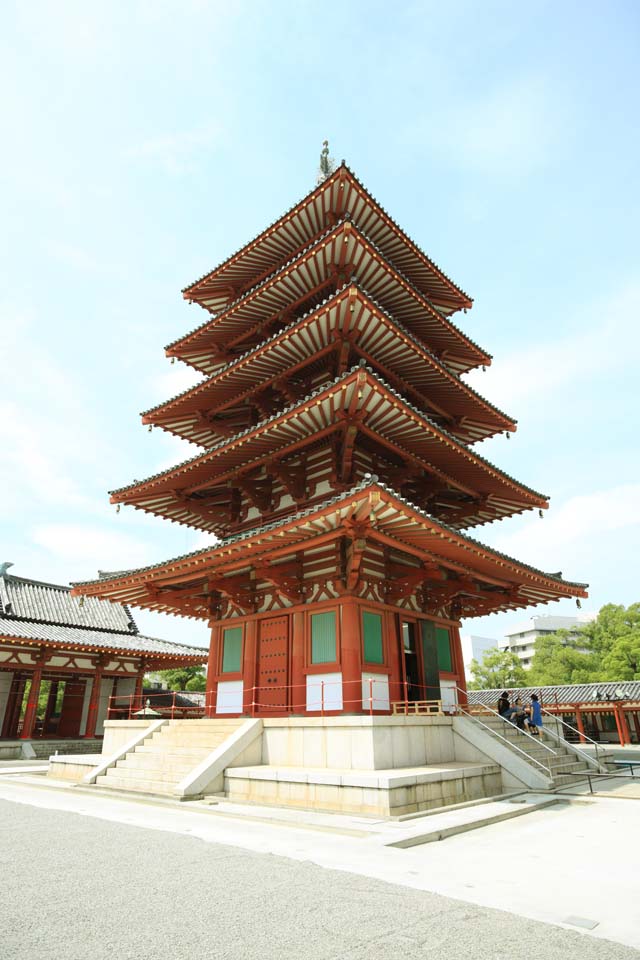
[0,564,206,744]
[72,161,587,719]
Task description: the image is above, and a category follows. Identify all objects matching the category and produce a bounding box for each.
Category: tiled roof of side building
[468,681,640,705]
[76,476,585,592]
[182,163,472,306]
[0,570,137,633]
[0,617,207,658]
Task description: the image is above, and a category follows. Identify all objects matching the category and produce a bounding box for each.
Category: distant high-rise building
[499,614,596,669]
[460,634,498,679]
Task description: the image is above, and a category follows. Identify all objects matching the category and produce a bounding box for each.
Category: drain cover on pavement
[563,915,599,930]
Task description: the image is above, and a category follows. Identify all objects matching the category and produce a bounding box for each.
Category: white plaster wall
[217,680,243,714]
[440,680,458,714]
[361,673,390,712]
[117,677,137,697]
[0,671,14,730]
[306,673,343,712]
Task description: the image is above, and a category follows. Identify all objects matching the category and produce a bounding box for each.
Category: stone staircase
[94,719,244,796]
[475,714,596,786]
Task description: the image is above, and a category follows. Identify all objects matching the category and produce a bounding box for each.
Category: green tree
[526,603,640,684]
[527,631,598,686]
[150,666,207,691]
[582,603,640,680]
[468,647,527,689]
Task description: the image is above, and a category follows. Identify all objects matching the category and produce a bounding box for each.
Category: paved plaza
[1,773,639,959]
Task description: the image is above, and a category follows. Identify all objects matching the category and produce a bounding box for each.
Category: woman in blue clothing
[526,693,543,736]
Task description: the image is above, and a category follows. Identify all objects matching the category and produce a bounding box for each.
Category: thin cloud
[124,124,223,174]
[492,483,640,572]
[0,302,109,510]
[464,280,640,411]
[407,74,563,177]
[32,523,153,572]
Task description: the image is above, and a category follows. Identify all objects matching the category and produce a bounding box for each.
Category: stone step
[117,756,199,774]
[135,742,215,755]
[163,721,242,731]
[102,766,182,786]
[551,760,590,773]
[150,732,230,747]
[387,794,562,847]
[95,774,176,795]
[130,747,212,762]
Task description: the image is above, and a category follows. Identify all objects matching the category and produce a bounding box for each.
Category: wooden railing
[391,700,443,716]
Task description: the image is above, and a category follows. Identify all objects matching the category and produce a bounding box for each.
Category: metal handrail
[539,716,605,772]
[540,707,605,768]
[455,703,553,779]
[455,687,557,756]
[553,768,638,795]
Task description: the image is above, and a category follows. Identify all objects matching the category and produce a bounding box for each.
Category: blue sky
[1,1,638,649]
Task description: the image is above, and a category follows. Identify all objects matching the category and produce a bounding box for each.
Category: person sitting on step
[513,696,527,730]
[497,691,516,722]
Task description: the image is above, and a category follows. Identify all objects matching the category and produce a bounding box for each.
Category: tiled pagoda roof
[182,164,472,314]
[143,283,514,446]
[167,219,490,375]
[111,364,546,533]
[72,478,587,620]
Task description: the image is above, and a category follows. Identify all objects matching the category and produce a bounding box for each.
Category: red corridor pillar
[83,666,104,739]
[205,625,219,718]
[575,707,586,744]
[341,600,362,714]
[242,620,257,716]
[290,611,306,714]
[20,666,43,739]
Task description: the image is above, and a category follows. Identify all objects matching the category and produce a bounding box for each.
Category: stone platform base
[1,738,102,761]
[48,754,102,782]
[225,761,501,817]
[45,716,510,816]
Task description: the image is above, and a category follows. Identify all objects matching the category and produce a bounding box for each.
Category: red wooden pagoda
[73,161,587,717]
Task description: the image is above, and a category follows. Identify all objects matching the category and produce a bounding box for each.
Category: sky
[1,0,638,651]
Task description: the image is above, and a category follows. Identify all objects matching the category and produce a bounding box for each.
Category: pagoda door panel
[257,616,290,714]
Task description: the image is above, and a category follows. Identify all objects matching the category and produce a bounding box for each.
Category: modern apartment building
[460,634,498,679]
[499,613,596,669]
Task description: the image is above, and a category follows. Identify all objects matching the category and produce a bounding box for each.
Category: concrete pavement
[0,774,638,957]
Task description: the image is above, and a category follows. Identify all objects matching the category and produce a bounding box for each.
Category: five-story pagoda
[73,155,587,716]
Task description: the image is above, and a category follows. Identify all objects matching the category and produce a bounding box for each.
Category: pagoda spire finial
[316,140,335,185]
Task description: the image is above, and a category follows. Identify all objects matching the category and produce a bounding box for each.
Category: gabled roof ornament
[0,562,14,577]
[316,140,335,185]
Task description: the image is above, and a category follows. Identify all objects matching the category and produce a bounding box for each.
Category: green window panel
[222,626,243,673]
[436,626,452,673]
[311,611,336,664]
[362,612,383,664]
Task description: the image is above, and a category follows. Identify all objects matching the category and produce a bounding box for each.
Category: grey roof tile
[0,573,136,632]
[468,681,640,705]
[0,572,206,658]
[0,616,207,658]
